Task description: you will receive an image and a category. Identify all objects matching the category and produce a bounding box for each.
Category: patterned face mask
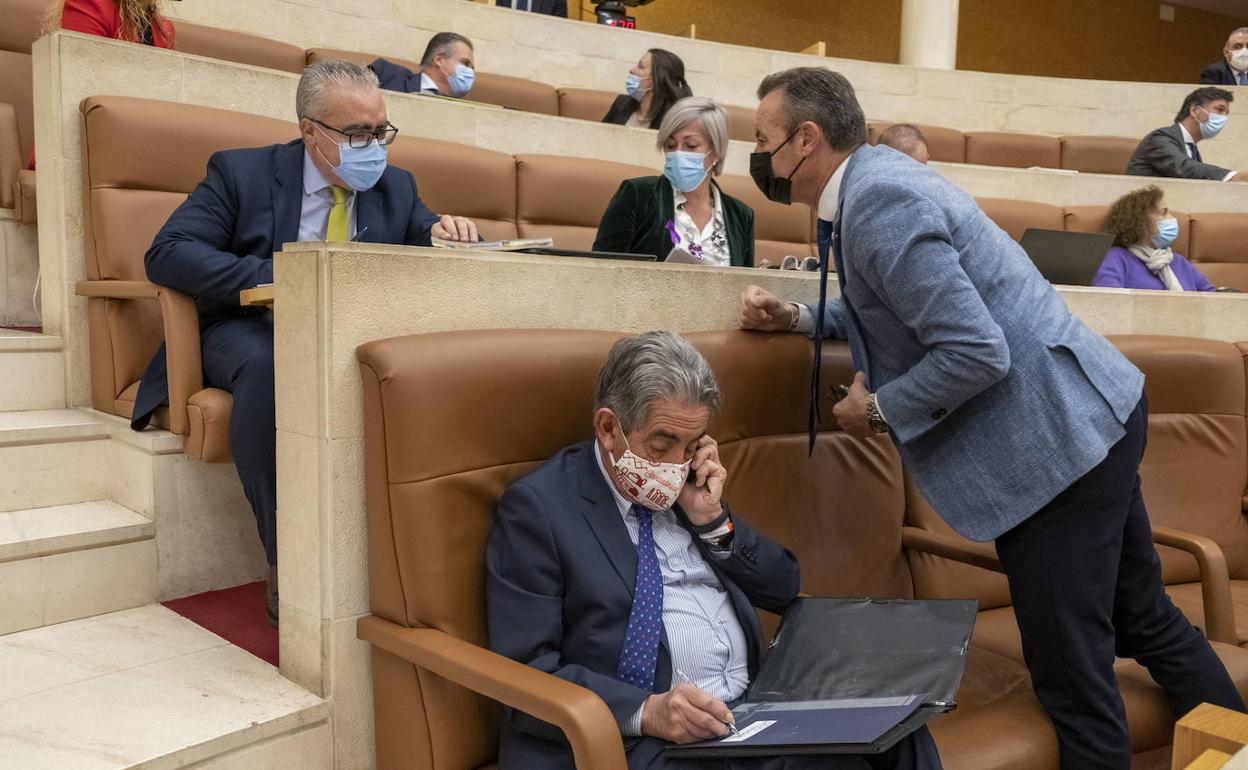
[609,433,690,511]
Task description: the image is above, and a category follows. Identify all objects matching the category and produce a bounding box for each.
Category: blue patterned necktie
[618,504,664,691]
[1188,142,1202,163]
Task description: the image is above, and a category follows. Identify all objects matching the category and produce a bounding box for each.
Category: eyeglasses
[309,118,399,148]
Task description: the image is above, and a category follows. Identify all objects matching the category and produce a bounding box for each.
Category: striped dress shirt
[594,443,750,735]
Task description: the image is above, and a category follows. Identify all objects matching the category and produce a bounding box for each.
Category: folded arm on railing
[356,615,628,770]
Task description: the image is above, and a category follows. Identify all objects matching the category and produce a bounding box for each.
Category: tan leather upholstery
[172,21,306,73]
[556,88,619,123]
[715,173,815,261]
[1060,136,1139,175]
[514,154,652,249]
[965,131,1061,169]
[471,72,559,115]
[1188,214,1248,291]
[722,104,756,144]
[907,335,1248,758]
[305,47,401,70]
[975,198,1065,241]
[916,124,969,164]
[13,167,35,222]
[388,139,519,242]
[78,96,298,461]
[869,122,967,163]
[359,329,1248,768]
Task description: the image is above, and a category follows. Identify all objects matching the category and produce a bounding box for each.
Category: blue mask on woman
[1152,217,1180,249]
[448,63,475,97]
[664,151,709,193]
[318,126,388,191]
[626,74,647,101]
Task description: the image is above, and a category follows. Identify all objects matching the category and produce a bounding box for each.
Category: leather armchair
[357,616,628,770]
[75,278,232,462]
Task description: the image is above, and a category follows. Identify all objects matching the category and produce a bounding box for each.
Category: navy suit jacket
[368,59,429,94]
[1200,60,1239,85]
[133,139,440,426]
[486,441,800,769]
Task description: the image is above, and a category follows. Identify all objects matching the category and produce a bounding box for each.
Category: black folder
[665,597,978,758]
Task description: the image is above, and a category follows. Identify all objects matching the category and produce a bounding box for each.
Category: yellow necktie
[326,185,349,241]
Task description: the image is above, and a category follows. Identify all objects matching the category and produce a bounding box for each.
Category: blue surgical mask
[663,151,709,193]
[1198,107,1228,139]
[626,73,647,101]
[1152,217,1180,249]
[448,63,475,97]
[317,126,388,191]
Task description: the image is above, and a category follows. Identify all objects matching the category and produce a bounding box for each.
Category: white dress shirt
[671,185,730,267]
[297,150,357,242]
[1179,123,1237,182]
[594,443,750,736]
[418,72,443,95]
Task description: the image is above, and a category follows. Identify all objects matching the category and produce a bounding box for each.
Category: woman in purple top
[1092,185,1215,292]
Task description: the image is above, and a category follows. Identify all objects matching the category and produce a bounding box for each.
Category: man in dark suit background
[486,331,942,769]
[370,32,477,98]
[1126,87,1246,182]
[137,58,480,626]
[495,0,568,18]
[1200,27,1248,85]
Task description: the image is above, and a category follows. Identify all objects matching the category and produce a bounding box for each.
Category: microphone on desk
[350,227,369,243]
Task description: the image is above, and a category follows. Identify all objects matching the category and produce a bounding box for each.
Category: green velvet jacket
[591,175,755,267]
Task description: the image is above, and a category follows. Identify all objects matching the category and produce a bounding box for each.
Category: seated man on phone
[486,331,942,769]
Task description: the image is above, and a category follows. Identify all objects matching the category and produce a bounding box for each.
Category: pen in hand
[675,669,740,737]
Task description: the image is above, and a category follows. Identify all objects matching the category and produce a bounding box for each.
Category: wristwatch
[865,393,890,434]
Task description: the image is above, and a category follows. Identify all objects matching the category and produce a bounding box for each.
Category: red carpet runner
[163,581,279,667]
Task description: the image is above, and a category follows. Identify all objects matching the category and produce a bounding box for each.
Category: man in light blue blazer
[738,67,1243,769]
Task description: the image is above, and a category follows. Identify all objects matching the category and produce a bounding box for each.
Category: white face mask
[1232,48,1248,70]
[609,434,690,511]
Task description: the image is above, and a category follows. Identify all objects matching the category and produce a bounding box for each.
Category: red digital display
[606,17,637,28]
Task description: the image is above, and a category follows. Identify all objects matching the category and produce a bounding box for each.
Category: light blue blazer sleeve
[850,183,1012,445]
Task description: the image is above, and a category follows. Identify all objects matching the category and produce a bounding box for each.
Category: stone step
[0,605,331,769]
[0,330,65,412]
[0,409,111,513]
[0,501,157,636]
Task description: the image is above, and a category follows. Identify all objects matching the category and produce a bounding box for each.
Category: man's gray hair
[296,59,379,121]
[1229,27,1248,43]
[595,332,722,433]
[656,97,730,176]
[757,67,867,152]
[878,123,928,154]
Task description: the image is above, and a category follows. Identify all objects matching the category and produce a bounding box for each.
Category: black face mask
[750,127,807,205]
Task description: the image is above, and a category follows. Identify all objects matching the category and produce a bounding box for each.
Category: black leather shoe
[266,565,278,628]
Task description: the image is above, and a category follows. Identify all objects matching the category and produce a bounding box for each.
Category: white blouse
[670,185,730,267]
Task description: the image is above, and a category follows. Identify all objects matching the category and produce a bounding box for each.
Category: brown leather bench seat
[75,95,816,461]
[977,200,1248,291]
[357,329,1248,770]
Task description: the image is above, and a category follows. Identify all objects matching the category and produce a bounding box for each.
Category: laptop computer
[1020,228,1115,286]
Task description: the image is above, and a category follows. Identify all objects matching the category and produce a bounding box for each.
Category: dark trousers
[634,726,942,770]
[200,316,277,566]
[995,395,1244,769]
